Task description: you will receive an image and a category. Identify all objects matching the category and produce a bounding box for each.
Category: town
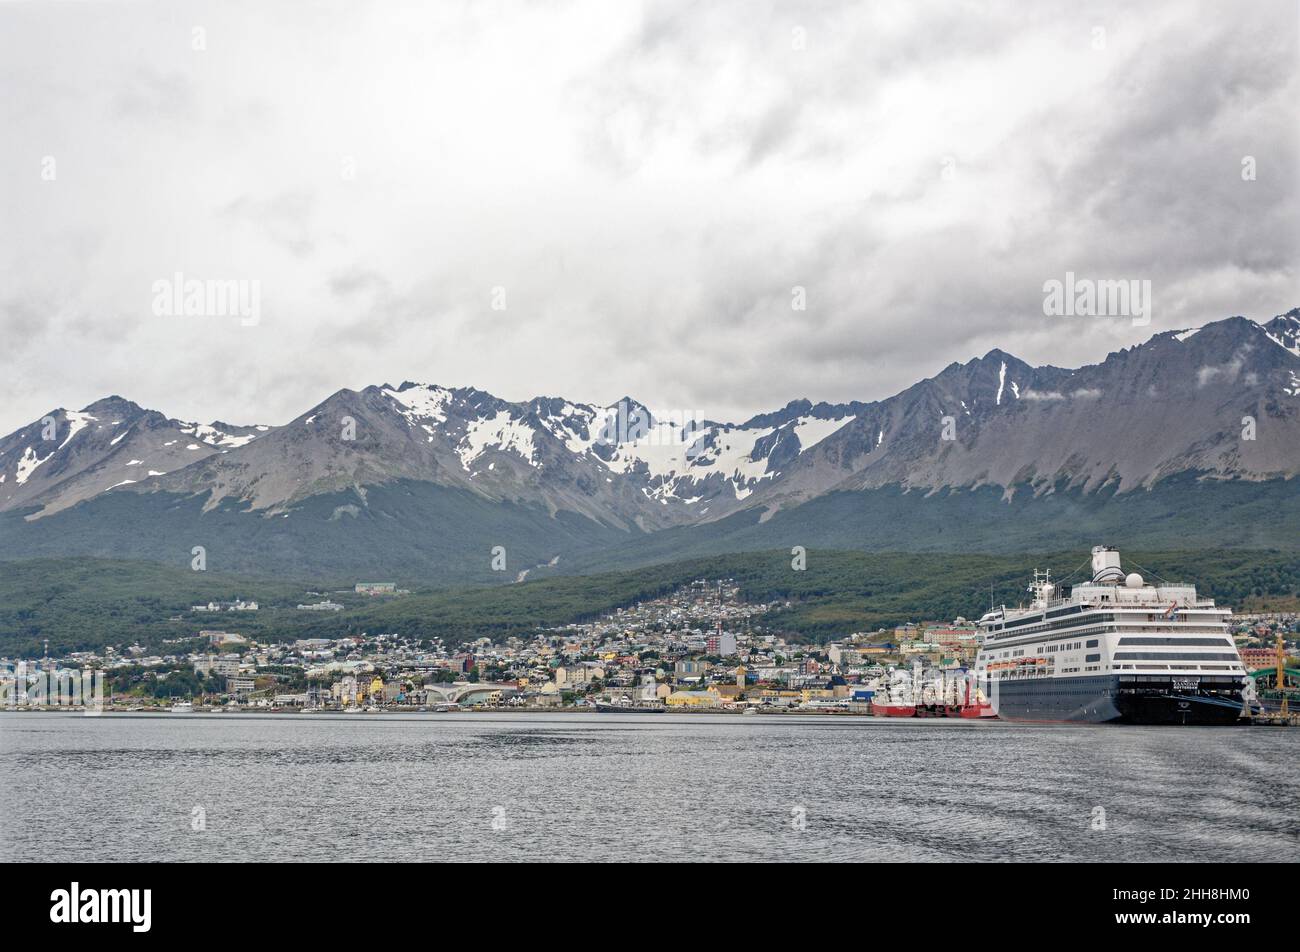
[3,579,1297,715]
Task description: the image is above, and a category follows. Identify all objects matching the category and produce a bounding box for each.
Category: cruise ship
[974,547,1248,725]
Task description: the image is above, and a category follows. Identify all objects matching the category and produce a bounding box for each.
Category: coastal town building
[8,579,1294,716]
[355,582,402,595]
[192,599,258,613]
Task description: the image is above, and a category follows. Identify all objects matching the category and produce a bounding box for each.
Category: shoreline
[0,705,872,717]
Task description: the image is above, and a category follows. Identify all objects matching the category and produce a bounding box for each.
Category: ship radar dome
[1125,572,1143,588]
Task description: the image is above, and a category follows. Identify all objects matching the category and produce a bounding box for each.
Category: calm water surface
[2,712,1297,862]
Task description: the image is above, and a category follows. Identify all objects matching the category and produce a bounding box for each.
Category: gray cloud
[222,190,317,257]
[0,0,1295,435]
[113,67,195,120]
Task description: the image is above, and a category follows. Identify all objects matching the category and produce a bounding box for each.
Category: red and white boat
[959,678,997,718]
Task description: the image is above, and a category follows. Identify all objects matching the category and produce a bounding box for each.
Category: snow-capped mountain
[118,382,866,531]
[1,309,1297,577]
[1260,310,1300,360]
[736,311,1300,515]
[0,396,271,516]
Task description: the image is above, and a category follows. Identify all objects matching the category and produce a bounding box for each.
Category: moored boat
[594,701,665,713]
[870,677,916,717]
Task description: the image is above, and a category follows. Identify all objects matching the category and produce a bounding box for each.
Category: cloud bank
[1,0,1296,432]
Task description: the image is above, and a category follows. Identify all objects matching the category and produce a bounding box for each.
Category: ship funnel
[1091,545,1124,584]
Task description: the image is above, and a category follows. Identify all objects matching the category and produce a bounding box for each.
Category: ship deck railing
[1038,595,1220,611]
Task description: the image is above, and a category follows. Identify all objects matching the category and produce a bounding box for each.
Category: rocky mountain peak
[3,308,1297,532]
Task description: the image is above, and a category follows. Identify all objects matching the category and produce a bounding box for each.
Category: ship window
[1086,639,1099,648]
[1117,637,1232,647]
[1113,652,1240,661]
[1085,653,1101,663]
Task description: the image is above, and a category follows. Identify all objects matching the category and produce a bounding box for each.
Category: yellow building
[757,689,801,704]
[666,689,720,709]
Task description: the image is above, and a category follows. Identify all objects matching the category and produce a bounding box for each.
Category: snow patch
[15,446,52,485]
[791,415,855,451]
[458,410,539,469]
[995,361,1007,405]
[59,411,96,450]
[608,421,777,501]
[1263,329,1300,358]
[180,422,258,448]
[534,403,610,456]
[384,384,452,426]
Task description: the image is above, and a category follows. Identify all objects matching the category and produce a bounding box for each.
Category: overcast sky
[2,0,1297,434]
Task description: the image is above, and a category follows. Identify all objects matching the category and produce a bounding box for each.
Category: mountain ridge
[2,308,1298,579]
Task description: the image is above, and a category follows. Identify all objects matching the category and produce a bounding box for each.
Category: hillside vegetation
[2,549,1297,657]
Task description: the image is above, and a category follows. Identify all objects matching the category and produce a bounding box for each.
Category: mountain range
[3,309,1298,582]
